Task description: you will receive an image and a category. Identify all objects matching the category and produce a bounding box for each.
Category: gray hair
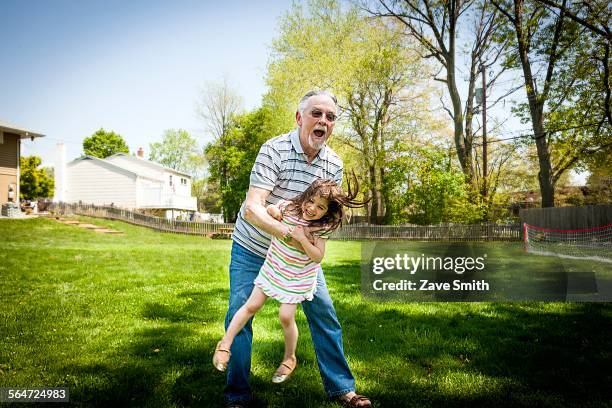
[297,90,338,114]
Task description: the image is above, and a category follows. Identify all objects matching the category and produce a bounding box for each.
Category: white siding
[66,159,137,208]
[174,175,191,197]
[107,155,192,197]
[164,173,192,197]
[106,156,163,181]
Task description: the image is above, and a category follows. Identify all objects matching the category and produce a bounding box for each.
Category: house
[0,120,45,205]
[54,145,197,219]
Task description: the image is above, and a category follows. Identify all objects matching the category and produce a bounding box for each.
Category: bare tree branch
[440,94,454,119]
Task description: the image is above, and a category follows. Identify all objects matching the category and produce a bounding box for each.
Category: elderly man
[223,90,371,408]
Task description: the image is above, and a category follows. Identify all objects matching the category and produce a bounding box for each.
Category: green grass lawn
[1,217,611,407]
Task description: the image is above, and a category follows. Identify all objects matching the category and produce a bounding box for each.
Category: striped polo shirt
[232,128,343,258]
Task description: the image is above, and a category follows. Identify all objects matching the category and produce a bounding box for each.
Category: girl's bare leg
[220,286,267,348]
[276,303,298,375]
[214,287,267,371]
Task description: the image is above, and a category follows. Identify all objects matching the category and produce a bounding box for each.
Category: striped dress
[254,206,329,304]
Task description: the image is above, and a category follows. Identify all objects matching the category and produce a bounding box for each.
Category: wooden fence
[49,203,235,236]
[520,205,612,229]
[49,202,522,241]
[330,223,522,241]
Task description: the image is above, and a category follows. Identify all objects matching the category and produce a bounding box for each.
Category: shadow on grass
[58,261,612,408]
[324,261,612,408]
[62,286,327,407]
[61,288,226,407]
[141,288,228,323]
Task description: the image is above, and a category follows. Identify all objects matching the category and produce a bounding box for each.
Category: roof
[106,153,192,177]
[0,119,45,139]
[67,155,140,178]
[67,154,191,181]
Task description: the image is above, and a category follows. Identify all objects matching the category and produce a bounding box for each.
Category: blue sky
[0,0,586,184]
[1,0,290,166]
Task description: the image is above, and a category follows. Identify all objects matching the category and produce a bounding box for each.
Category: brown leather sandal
[271,358,297,383]
[212,341,231,372]
[339,394,372,408]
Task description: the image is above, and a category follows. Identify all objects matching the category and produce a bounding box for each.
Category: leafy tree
[205,106,284,222]
[491,0,611,207]
[19,156,54,200]
[472,134,533,219]
[192,178,222,213]
[532,0,611,127]
[365,0,515,198]
[583,150,612,204]
[149,129,203,176]
[266,0,438,223]
[83,128,129,159]
[386,147,483,225]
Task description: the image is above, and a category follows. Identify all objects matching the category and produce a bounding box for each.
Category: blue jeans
[224,242,356,402]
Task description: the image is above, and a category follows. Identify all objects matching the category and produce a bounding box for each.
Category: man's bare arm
[243,186,290,239]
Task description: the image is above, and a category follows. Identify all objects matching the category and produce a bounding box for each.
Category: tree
[19,156,54,200]
[197,77,243,141]
[196,78,243,219]
[583,150,612,204]
[472,130,530,218]
[266,0,437,222]
[532,0,611,127]
[205,106,282,222]
[192,178,222,213]
[386,147,483,224]
[82,128,129,159]
[365,0,515,198]
[149,129,203,176]
[491,0,612,207]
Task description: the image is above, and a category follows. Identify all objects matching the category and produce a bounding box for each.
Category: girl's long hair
[284,172,369,232]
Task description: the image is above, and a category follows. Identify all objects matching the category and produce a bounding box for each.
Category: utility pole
[481,64,488,200]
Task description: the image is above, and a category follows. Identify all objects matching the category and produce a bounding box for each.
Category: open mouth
[313,129,325,138]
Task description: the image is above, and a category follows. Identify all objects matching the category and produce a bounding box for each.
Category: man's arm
[243,186,290,240]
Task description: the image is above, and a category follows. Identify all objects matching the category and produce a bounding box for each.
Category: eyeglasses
[309,109,338,123]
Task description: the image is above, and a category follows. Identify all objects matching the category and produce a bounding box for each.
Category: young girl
[213,178,366,383]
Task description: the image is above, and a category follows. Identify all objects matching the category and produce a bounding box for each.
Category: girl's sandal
[212,341,231,372]
[271,358,297,383]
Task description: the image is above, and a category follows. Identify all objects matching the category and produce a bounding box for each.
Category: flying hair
[284,171,369,232]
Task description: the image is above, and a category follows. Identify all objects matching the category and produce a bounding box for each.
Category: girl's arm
[266,203,308,250]
[290,226,326,264]
[267,203,283,221]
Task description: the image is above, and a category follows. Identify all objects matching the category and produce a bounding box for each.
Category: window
[169,175,173,186]
[181,178,187,185]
